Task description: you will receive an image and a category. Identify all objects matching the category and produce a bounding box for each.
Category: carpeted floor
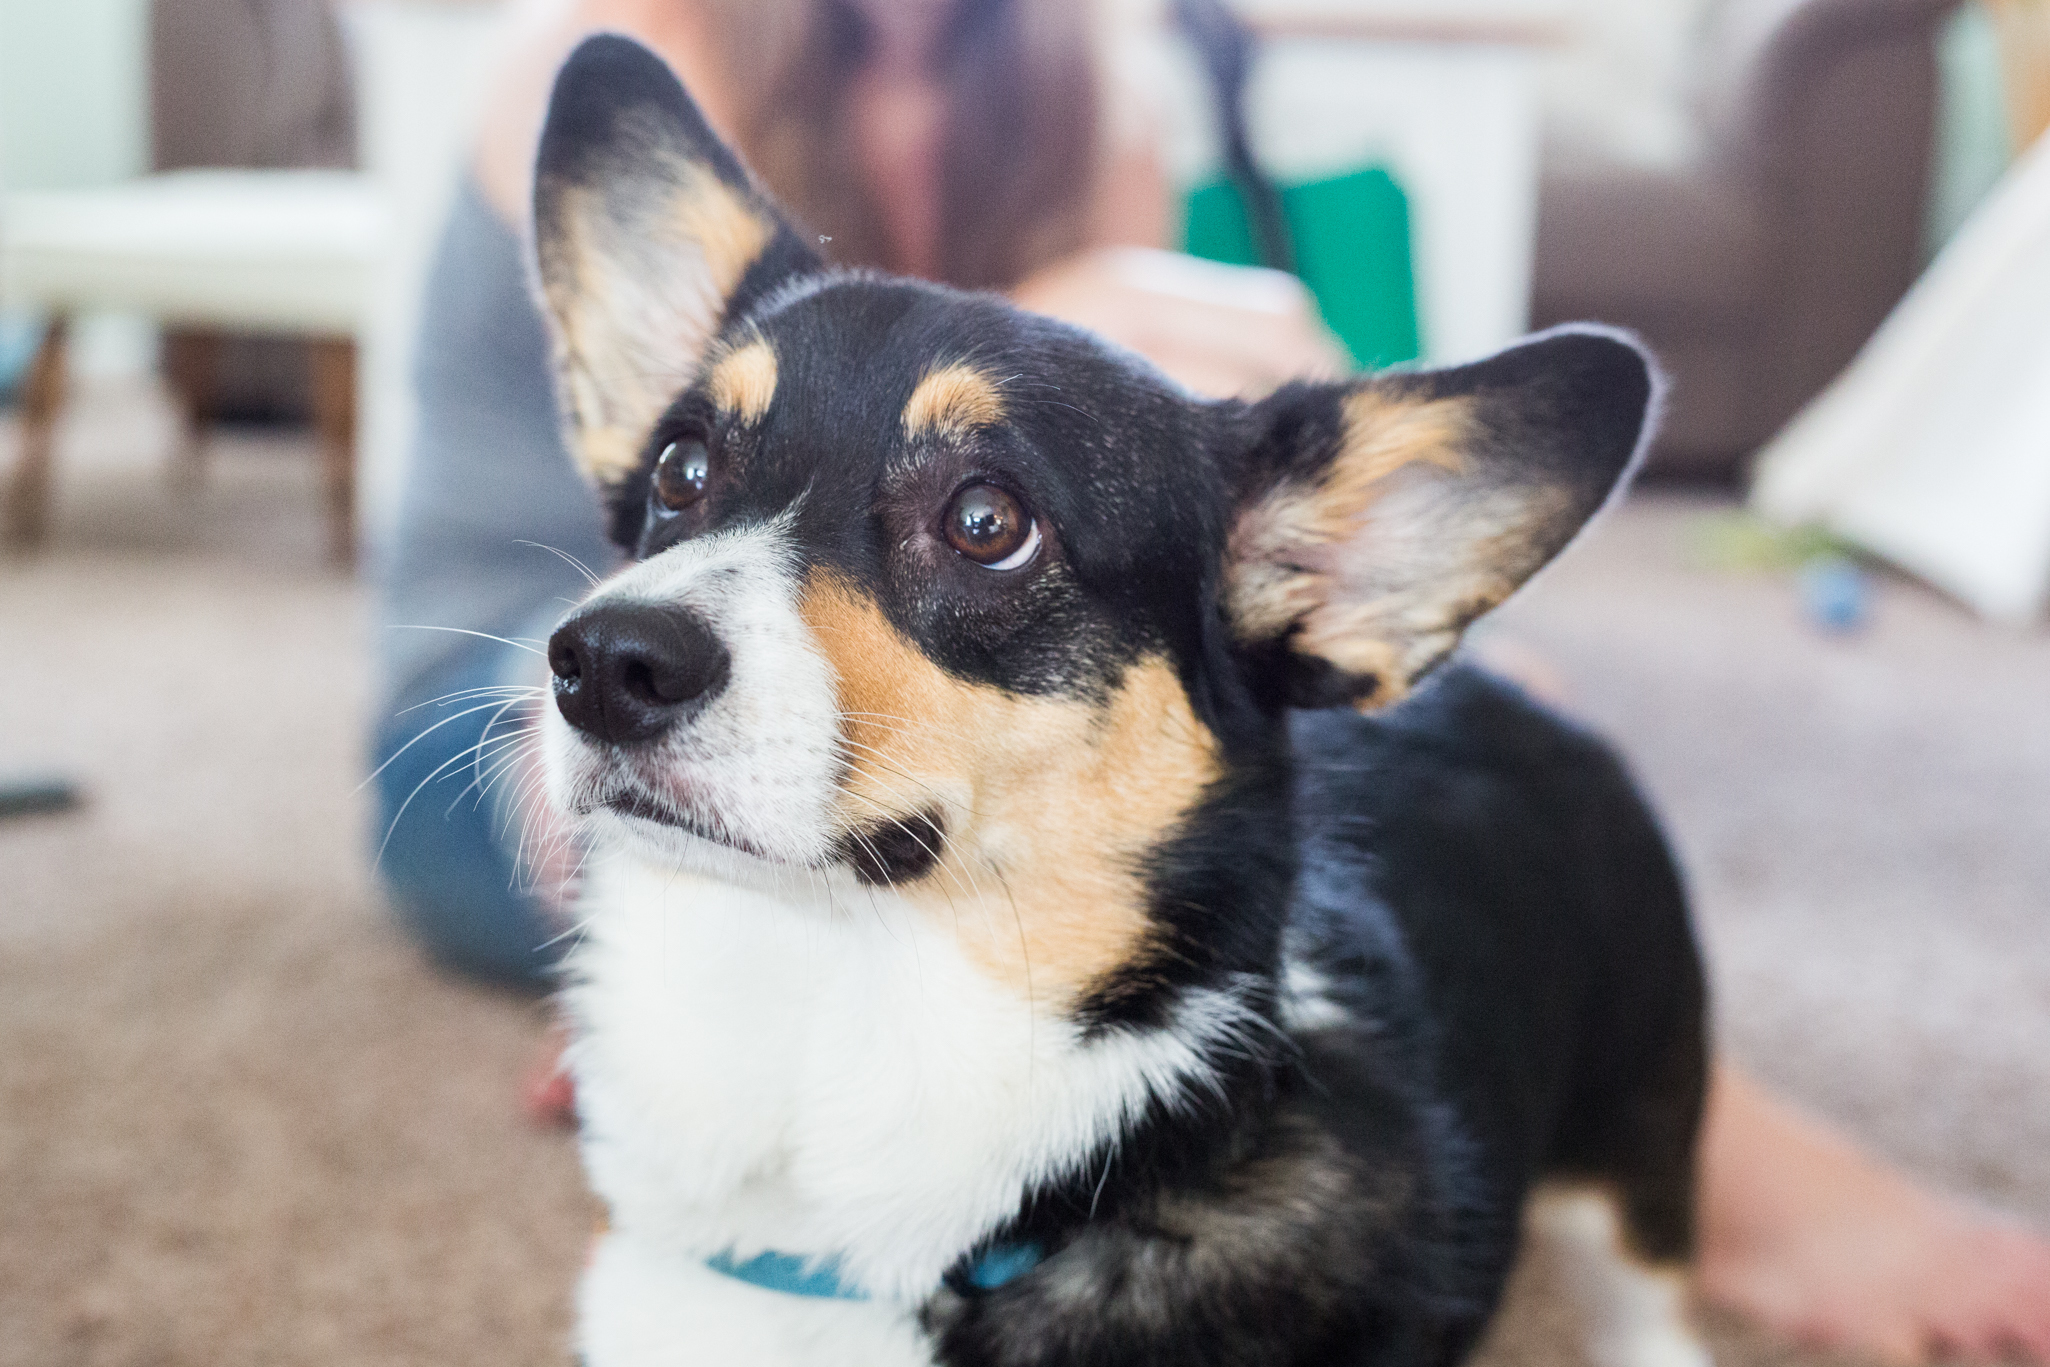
[3,384,2046,1367]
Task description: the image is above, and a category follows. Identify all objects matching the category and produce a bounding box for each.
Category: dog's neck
[564,848,1281,1302]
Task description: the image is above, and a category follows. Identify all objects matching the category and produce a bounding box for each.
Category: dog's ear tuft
[1225,326,1659,711]
[532,34,821,491]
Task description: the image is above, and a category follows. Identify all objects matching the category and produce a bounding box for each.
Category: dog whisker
[394,682,547,718]
[372,692,535,871]
[515,538,605,588]
[832,781,981,907]
[359,694,546,793]
[386,623,548,657]
[830,736,997,829]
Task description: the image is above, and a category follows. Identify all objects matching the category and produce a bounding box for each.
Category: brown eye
[654,438,710,511]
[943,483,1039,569]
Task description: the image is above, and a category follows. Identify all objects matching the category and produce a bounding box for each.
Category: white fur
[579,1230,932,1367]
[549,521,1259,1365]
[542,516,844,872]
[566,857,1256,1364]
[1278,956,1349,1033]
[1527,1185,1714,1367]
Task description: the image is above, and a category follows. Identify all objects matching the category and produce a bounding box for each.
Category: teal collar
[704,1250,867,1300]
[705,1242,1044,1300]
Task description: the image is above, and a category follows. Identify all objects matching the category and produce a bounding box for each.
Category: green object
[1689,511,1856,573]
[1182,167,1421,371]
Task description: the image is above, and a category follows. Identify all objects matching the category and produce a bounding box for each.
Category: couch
[1533,0,1963,479]
[150,0,355,423]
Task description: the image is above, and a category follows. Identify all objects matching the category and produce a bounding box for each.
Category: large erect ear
[532,35,821,487]
[1225,326,1660,711]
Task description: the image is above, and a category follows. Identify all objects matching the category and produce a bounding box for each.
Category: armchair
[1532,0,1963,478]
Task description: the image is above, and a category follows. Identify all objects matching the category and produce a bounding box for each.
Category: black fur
[925,670,1705,1367]
[536,37,1706,1367]
[838,807,949,886]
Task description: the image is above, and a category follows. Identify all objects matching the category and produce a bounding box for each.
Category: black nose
[548,603,731,746]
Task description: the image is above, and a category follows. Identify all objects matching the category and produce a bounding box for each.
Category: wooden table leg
[5,317,69,549]
[309,336,357,569]
[161,327,222,491]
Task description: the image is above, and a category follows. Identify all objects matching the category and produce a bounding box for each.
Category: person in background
[370,1,2050,1360]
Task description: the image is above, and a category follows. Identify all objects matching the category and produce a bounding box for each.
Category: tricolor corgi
[530,35,1708,1367]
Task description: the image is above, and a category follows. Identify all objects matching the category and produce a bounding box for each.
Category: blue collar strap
[957,1241,1045,1291]
[705,1249,868,1300]
[706,1242,1044,1300]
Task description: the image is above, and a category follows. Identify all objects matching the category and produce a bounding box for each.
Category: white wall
[0,0,150,191]
[1538,0,1715,169]
[0,0,154,376]
[1229,0,1714,170]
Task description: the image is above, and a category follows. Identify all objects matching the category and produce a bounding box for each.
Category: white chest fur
[565,852,1250,1364]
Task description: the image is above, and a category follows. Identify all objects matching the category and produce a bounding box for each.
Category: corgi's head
[531,36,1658,1021]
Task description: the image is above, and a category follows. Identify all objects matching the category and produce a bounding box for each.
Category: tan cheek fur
[799,573,1220,1007]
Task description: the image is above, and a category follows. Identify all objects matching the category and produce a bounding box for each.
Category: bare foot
[1699,1062,2050,1363]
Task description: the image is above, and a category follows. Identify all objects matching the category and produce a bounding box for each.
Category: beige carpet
[3,384,2046,1367]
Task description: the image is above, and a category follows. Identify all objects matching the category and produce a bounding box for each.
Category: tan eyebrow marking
[706,338,778,423]
[902,362,1007,438]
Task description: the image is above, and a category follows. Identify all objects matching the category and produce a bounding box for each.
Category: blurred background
[2,2,2048,1364]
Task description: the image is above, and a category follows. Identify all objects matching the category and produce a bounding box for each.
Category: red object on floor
[523,1041,577,1129]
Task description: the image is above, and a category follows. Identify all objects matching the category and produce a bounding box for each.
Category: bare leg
[1698,1061,2050,1364]
[1469,637,2050,1362]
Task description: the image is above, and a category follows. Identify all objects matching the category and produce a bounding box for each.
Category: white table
[1,169,388,560]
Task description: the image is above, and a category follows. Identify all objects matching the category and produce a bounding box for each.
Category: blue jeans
[371,647,564,988]
[371,177,613,988]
